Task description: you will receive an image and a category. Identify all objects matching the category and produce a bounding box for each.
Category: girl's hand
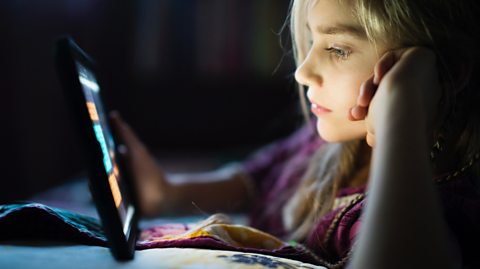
[350,47,442,147]
[110,111,176,217]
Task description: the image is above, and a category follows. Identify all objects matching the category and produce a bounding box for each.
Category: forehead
[306,0,361,33]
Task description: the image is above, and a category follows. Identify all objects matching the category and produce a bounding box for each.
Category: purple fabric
[304,175,480,266]
[0,203,322,265]
[304,187,365,263]
[2,123,479,267]
[244,122,325,237]
[137,236,320,265]
[243,122,480,267]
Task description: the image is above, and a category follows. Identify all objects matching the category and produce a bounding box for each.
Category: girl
[111,0,480,268]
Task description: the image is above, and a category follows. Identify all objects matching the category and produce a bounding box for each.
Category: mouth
[309,100,332,116]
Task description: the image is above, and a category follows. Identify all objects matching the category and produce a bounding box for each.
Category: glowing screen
[76,62,135,237]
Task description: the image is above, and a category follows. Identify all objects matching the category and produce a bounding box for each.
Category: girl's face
[295,0,385,142]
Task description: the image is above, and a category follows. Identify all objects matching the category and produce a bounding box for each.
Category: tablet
[55,37,138,260]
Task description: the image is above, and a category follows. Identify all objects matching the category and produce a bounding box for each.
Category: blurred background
[0,0,303,203]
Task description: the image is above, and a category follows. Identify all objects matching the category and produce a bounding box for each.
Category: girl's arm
[350,48,457,268]
[162,165,253,216]
[110,112,252,217]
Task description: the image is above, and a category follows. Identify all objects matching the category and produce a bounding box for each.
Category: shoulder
[305,186,366,263]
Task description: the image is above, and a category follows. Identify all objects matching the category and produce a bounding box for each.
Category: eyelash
[325,47,351,61]
[307,38,352,61]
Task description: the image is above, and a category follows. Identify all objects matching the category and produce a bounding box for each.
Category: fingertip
[109,110,121,120]
[117,144,129,156]
[349,106,362,121]
[366,133,375,148]
[352,106,368,120]
[348,108,356,121]
[110,111,130,131]
[351,106,360,120]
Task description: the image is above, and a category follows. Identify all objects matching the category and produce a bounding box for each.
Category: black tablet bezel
[54,37,138,261]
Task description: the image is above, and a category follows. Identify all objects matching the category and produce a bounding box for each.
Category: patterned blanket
[0,203,322,267]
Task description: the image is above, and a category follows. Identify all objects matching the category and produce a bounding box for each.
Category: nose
[294,49,322,88]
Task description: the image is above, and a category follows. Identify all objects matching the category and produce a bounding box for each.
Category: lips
[310,100,332,116]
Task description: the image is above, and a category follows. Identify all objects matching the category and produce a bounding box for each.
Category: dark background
[0,0,303,203]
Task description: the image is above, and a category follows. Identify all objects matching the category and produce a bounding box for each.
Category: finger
[109,111,144,150]
[348,108,356,121]
[110,111,130,131]
[366,133,375,148]
[357,76,377,107]
[373,51,398,85]
[109,111,125,133]
[350,105,368,121]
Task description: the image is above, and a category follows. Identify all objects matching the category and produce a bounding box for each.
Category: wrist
[157,178,182,215]
[380,86,428,133]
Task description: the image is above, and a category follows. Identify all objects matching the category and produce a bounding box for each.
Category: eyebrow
[308,23,367,39]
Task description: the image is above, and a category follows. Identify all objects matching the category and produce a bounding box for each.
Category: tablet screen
[76,62,135,237]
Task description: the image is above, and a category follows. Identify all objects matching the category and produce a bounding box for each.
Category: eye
[325,47,351,60]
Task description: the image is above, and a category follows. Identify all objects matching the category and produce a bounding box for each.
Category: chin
[318,132,347,143]
[316,128,343,142]
[316,123,366,143]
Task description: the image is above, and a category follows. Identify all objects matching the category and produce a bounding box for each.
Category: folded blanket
[0,203,106,246]
[0,203,321,266]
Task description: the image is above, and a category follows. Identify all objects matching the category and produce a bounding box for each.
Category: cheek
[335,78,363,109]
[338,59,377,107]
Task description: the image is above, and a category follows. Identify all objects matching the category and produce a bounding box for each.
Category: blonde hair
[284,0,480,240]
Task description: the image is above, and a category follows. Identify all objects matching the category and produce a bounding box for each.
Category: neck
[347,140,372,188]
